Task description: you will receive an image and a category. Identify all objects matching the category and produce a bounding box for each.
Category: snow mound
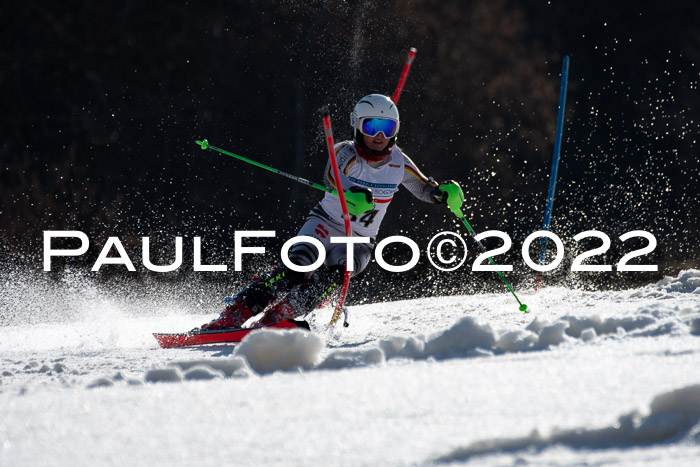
[690,317,700,336]
[434,383,700,463]
[181,366,225,381]
[376,317,500,359]
[494,329,538,351]
[561,314,657,337]
[234,329,324,374]
[145,367,183,383]
[650,384,700,417]
[169,357,252,378]
[633,269,700,297]
[88,359,253,388]
[144,330,323,381]
[86,377,114,389]
[372,308,683,363]
[534,321,571,348]
[424,316,497,358]
[318,348,385,369]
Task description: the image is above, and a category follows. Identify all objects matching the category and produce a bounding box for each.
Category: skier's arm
[401,154,440,202]
[402,154,464,214]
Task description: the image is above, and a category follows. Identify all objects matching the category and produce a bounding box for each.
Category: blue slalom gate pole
[538,56,570,266]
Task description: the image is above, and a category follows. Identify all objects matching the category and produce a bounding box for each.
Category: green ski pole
[441,188,528,313]
[196,139,331,194]
[195,139,374,214]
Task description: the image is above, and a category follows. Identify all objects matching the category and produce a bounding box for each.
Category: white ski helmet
[350,94,400,138]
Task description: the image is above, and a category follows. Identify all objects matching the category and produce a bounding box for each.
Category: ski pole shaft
[392,47,417,104]
[538,56,570,264]
[195,139,332,194]
[196,139,369,215]
[457,215,528,313]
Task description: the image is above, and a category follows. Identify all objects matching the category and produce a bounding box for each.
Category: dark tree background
[1,0,699,302]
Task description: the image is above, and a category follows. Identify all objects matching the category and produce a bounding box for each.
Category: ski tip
[195,139,209,150]
[153,332,188,349]
[321,106,330,118]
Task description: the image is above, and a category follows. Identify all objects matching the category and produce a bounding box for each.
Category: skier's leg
[252,264,345,326]
[201,215,338,330]
[201,264,305,330]
[326,238,374,278]
[252,241,373,326]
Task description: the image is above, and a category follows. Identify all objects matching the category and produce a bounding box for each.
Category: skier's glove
[432,180,464,217]
[335,186,374,216]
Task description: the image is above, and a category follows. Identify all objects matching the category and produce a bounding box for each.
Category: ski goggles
[359,118,398,138]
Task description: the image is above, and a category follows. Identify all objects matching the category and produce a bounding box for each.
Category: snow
[437,384,700,464]
[1,269,699,465]
[235,329,324,374]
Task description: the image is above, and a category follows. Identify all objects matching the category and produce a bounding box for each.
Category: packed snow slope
[1,270,699,466]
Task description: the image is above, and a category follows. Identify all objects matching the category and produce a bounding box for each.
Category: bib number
[351,209,379,228]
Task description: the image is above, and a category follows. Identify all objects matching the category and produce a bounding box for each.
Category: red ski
[153,320,309,348]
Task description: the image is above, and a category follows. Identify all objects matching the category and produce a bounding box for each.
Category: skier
[201,94,464,330]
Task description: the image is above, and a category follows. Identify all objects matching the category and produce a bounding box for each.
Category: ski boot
[201,297,254,330]
[251,299,297,327]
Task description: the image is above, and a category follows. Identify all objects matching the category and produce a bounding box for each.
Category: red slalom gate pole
[392,47,417,104]
[322,108,352,326]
